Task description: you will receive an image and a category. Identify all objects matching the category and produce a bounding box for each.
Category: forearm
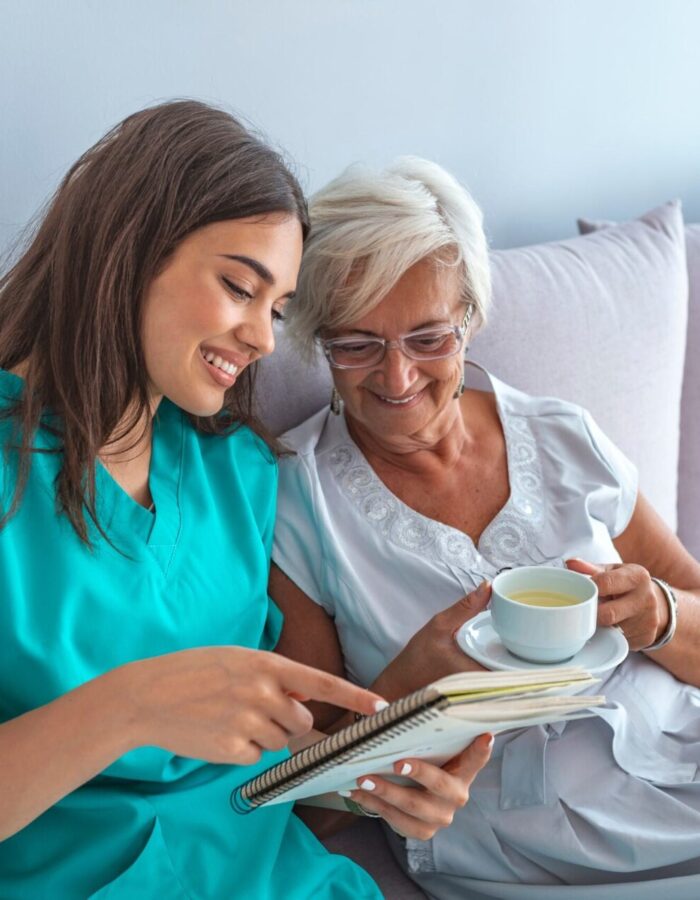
[0,668,137,840]
[644,588,700,687]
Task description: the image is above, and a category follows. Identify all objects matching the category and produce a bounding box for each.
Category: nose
[237,308,276,359]
[375,345,418,394]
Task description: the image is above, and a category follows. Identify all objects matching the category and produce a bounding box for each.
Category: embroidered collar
[327,364,546,574]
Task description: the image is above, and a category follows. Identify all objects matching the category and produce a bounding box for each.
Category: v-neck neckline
[95,400,185,570]
[327,363,546,574]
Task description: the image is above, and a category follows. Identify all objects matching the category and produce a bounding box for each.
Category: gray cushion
[257,324,331,437]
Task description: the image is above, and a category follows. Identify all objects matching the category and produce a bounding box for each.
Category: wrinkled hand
[566,558,669,651]
[372,582,491,701]
[344,733,494,840]
[118,647,386,766]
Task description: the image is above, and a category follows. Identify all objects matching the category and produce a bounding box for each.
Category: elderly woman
[269,158,700,899]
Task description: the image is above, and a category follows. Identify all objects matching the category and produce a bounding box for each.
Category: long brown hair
[0,99,308,543]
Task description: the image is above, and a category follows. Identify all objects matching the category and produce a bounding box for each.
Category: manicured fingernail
[486,734,495,750]
[338,790,352,797]
[359,778,376,791]
[374,700,389,712]
[400,763,412,776]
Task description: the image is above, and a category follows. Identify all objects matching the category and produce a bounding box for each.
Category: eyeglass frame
[320,303,474,370]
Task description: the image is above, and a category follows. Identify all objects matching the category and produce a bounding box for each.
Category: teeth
[201,349,239,377]
[380,393,418,405]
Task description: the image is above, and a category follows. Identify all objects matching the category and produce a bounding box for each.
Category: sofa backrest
[678,225,700,558]
[258,202,696,549]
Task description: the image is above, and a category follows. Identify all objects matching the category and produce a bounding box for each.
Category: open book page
[231,667,604,812]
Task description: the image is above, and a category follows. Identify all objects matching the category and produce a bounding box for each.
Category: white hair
[286,156,491,359]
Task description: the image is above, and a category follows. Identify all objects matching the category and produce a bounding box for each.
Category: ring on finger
[343,797,381,818]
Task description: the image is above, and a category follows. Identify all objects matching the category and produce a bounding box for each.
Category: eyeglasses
[321,305,473,370]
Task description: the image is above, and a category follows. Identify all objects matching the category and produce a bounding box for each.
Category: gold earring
[330,387,342,415]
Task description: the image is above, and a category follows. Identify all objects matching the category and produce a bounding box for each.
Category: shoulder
[275,407,341,520]
[490,372,587,424]
[182,414,278,513]
[0,370,24,440]
[490,371,638,520]
[489,371,605,454]
[186,413,276,469]
[279,406,332,457]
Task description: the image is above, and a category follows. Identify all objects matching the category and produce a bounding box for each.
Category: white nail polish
[338,790,352,797]
[374,700,389,712]
[359,778,376,791]
[400,763,412,776]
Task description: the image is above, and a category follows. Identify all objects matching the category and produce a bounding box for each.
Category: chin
[168,389,226,418]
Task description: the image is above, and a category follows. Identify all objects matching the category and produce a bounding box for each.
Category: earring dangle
[330,387,342,415]
[453,373,465,399]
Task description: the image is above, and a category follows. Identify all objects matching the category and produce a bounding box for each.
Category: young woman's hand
[117,647,386,765]
[371,582,491,701]
[343,733,494,840]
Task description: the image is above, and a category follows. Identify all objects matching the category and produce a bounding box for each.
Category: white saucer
[455,610,629,676]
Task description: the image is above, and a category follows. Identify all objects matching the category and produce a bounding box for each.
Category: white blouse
[273,364,637,687]
[273,364,700,899]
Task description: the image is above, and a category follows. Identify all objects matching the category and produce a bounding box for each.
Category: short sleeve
[272,454,331,615]
[581,409,639,537]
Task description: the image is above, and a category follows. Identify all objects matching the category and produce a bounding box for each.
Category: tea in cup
[490,566,598,663]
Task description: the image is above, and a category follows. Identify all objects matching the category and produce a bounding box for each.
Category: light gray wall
[2,0,699,253]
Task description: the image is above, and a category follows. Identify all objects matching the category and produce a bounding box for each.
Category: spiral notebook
[231,666,604,813]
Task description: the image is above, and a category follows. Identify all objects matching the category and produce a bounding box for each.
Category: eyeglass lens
[329,328,461,368]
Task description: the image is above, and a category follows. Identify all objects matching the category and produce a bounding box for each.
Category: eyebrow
[219,254,296,299]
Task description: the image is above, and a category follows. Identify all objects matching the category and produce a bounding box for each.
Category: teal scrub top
[0,370,380,899]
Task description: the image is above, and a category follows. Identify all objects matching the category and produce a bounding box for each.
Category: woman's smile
[367,386,426,409]
[199,344,250,388]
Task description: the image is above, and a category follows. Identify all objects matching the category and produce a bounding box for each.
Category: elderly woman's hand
[343,733,493,840]
[566,558,669,651]
[371,582,491,702]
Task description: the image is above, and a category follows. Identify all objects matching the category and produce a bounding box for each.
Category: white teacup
[490,566,598,663]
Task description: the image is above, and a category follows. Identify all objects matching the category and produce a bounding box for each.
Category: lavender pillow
[471,201,687,530]
[579,213,699,552]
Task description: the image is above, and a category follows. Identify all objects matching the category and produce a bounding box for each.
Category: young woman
[0,102,491,898]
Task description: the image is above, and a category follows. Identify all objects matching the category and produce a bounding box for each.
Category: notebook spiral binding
[230,685,445,814]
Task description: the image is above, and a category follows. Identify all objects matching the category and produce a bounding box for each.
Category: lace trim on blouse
[328,410,546,574]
